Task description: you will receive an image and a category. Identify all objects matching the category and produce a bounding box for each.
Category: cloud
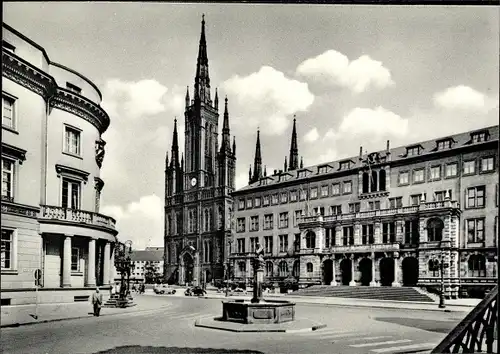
[296,50,394,93]
[339,106,409,141]
[308,148,338,166]
[222,66,315,136]
[102,194,164,249]
[304,127,320,143]
[433,85,494,112]
[323,128,337,141]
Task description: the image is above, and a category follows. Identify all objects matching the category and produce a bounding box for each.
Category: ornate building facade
[164,17,236,286]
[232,124,498,298]
[1,24,118,312]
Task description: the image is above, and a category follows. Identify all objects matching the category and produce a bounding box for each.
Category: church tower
[164,16,236,286]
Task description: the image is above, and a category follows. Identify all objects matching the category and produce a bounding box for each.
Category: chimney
[359,146,363,160]
[273,169,277,175]
[386,140,390,151]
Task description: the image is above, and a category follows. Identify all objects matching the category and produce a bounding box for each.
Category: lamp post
[124,240,133,297]
[225,208,235,297]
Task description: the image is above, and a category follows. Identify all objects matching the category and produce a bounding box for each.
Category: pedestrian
[91,287,103,317]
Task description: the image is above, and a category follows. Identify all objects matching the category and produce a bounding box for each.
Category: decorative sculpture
[95,139,106,168]
[251,243,265,303]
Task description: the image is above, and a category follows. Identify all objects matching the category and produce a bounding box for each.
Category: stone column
[109,244,115,285]
[370,252,377,286]
[354,223,361,245]
[392,253,401,287]
[349,255,356,286]
[103,242,111,286]
[374,222,382,244]
[330,258,337,286]
[335,226,342,246]
[87,238,96,287]
[62,235,72,288]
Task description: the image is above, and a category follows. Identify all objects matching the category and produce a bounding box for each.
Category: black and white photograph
[1,2,498,354]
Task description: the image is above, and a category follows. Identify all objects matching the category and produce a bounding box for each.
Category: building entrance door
[323,259,333,285]
[183,253,194,285]
[340,259,352,285]
[379,257,395,286]
[402,257,419,286]
[359,258,372,286]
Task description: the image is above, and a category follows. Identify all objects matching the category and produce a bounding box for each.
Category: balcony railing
[301,200,459,224]
[40,205,116,229]
[330,242,400,253]
[431,285,497,353]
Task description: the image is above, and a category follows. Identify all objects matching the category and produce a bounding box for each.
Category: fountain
[220,244,296,324]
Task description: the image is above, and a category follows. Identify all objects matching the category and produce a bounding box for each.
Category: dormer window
[436,139,452,151]
[66,82,82,95]
[471,131,488,143]
[406,146,421,157]
[318,166,327,174]
[297,170,307,178]
[339,161,351,170]
[260,179,268,186]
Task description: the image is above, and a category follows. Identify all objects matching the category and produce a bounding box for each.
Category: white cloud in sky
[296,50,394,93]
[222,66,315,136]
[304,127,320,143]
[323,128,337,141]
[102,194,164,249]
[339,106,409,140]
[433,85,494,112]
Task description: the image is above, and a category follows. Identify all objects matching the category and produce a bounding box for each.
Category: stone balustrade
[39,205,116,229]
[330,242,400,253]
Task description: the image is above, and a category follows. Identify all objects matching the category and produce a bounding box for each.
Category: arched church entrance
[402,257,419,286]
[323,259,333,285]
[340,258,352,285]
[182,253,194,285]
[359,258,372,286]
[379,257,395,286]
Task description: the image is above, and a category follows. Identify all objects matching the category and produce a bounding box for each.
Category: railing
[300,200,459,224]
[331,242,400,253]
[40,205,116,229]
[431,285,497,353]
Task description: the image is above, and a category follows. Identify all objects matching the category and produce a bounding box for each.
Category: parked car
[154,284,176,295]
[184,286,207,296]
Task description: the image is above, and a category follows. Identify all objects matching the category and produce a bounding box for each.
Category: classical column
[103,242,111,286]
[87,238,96,287]
[109,244,115,285]
[370,252,377,286]
[62,235,72,288]
[335,226,342,246]
[392,252,401,287]
[330,258,337,286]
[349,255,356,286]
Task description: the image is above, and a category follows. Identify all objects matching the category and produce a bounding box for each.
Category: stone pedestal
[222,300,295,324]
[251,268,264,303]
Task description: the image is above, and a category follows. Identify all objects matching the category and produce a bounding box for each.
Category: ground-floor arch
[180,252,194,285]
[402,256,418,286]
[323,259,333,285]
[340,258,352,285]
[379,257,395,286]
[359,258,372,286]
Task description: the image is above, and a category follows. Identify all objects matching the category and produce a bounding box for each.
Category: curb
[1,304,172,329]
[199,295,469,313]
[194,319,328,333]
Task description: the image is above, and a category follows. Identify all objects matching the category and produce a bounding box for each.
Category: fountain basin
[221,299,295,324]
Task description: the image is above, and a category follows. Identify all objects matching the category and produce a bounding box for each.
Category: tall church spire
[194,14,211,104]
[289,116,299,171]
[220,96,232,154]
[170,118,180,169]
[251,129,263,183]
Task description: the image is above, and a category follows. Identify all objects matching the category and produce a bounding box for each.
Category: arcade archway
[340,258,352,285]
[359,258,372,286]
[323,259,333,285]
[402,257,419,286]
[182,253,194,285]
[379,257,395,286]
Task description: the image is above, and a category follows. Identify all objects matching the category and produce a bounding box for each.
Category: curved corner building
[1,23,118,306]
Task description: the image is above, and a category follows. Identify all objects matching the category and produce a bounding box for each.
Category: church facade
[232,124,498,298]
[163,17,236,286]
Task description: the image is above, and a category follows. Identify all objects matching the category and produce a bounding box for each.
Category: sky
[4,3,499,250]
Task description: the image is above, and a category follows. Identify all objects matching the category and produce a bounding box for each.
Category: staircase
[103,294,136,308]
[288,285,436,302]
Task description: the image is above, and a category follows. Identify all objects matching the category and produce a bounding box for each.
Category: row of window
[239,181,353,210]
[232,216,495,255]
[236,186,493,233]
[397,157,495,186]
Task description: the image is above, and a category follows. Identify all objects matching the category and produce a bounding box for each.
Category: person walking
[91,287,103,317]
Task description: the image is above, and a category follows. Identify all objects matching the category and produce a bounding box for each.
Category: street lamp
[225,208,235,297]
[438,250,449,309]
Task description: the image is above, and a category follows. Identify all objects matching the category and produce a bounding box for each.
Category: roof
[145,247,164,251]
[233,125,498,194]
[130,250,163,262]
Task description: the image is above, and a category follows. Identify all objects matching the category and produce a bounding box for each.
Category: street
[1,295,465,354]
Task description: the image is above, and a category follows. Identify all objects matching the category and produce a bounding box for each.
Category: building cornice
[1,142,27,164]
[55,164,90,183]
[2,51,110,134]
[1,200,40,218]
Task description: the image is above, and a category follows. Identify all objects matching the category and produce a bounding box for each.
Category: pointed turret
[181,153,184,172]
[300,156,304,169]
[194,14,211,104]
[248,165,252,184]
[170,119,180,169]
[185,86,190,108]
[232,136,236,156]
[214,88,219,110]
[284,157,288,172]
[289,117,299,171]
[250,129,263,183]
[165,151,169,168]
[220,96,232,154]
[264,166,267,177]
